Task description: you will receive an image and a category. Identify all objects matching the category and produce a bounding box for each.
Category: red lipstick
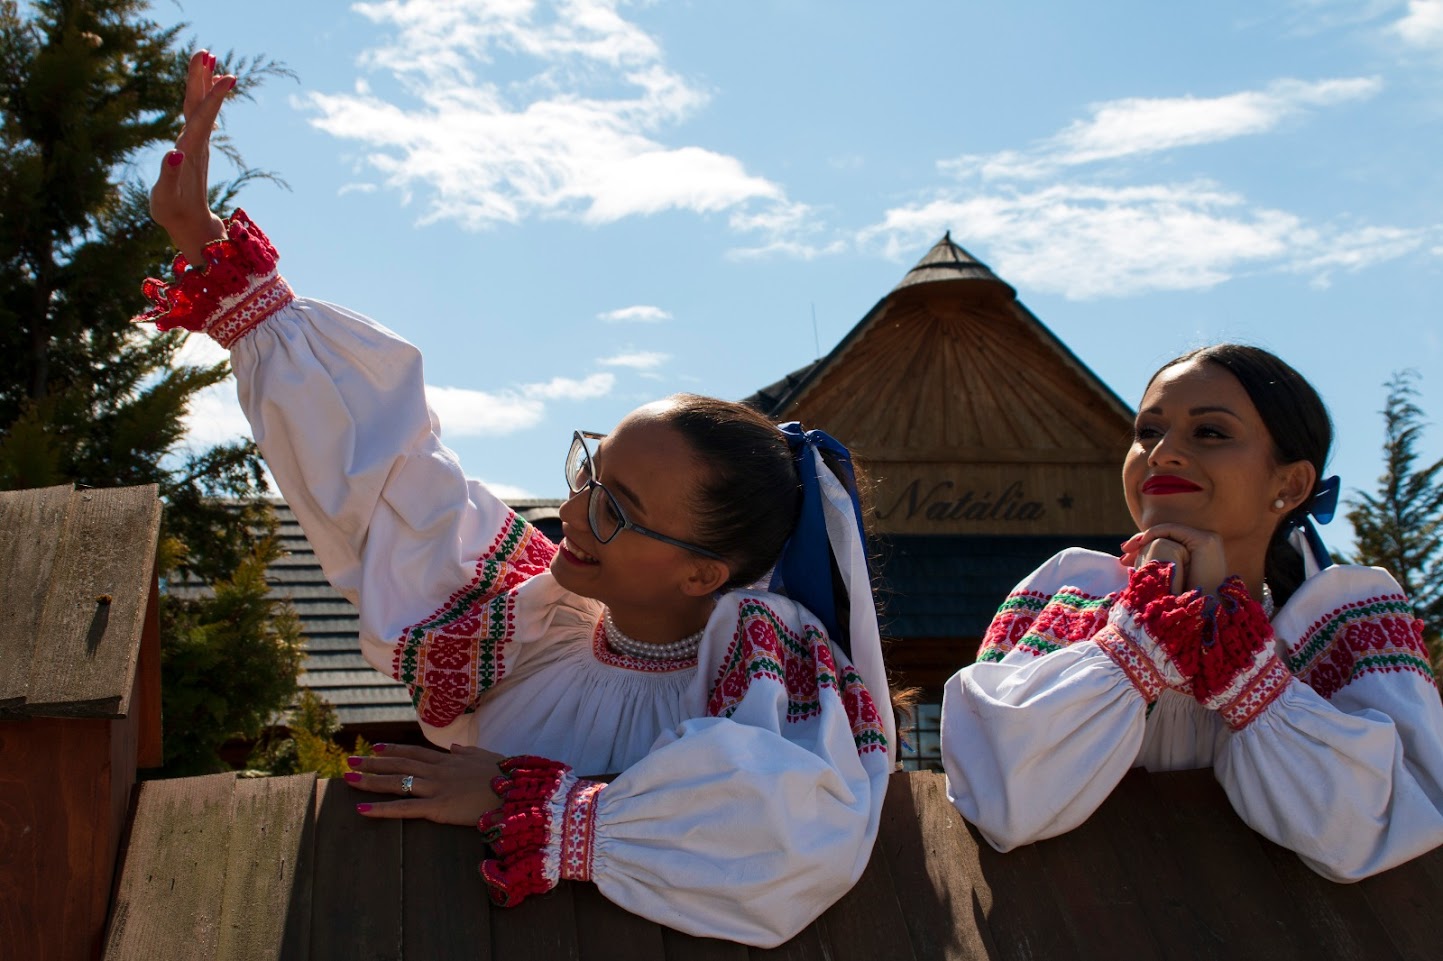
[1142,475,1203,495]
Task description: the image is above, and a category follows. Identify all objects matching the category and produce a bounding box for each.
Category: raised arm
[139,53,557,685]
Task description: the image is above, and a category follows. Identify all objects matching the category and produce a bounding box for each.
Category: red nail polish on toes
[347,755,364,769]
[356,803,372,813]
[343,772,362,783]
[373,743,388,753]
[166,150,183,167]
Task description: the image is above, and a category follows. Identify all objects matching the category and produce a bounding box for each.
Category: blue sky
[158,1,1443,554]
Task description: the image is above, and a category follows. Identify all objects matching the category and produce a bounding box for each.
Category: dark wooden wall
[103,769,1443,961]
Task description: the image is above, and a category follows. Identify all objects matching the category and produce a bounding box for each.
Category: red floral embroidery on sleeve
[707,598,887,754]
[391,516,557,727]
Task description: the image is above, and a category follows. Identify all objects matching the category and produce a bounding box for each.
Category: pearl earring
[1273,498,1286,510]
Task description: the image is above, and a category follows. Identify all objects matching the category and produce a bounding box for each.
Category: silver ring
[400,774,415,796]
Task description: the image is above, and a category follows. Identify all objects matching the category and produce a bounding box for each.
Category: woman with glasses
[940,344,1443,881]
[135,55,894,947]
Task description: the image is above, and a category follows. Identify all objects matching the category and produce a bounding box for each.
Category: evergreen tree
[0,0,303,771]
[1348,370,1443,666]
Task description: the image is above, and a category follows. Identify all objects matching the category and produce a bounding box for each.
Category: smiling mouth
[1142,476,1203,495]
[559,538,601,565]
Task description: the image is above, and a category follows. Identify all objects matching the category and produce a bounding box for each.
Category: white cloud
[1393,0,1443,47]
[475,479,538,500]
[942,77,1382,181]
[179,379,253,450]
[862,182,1431,300]
[598,305,671,323]
[866,76,1430,299]
[599,350,668,369]
[304,0,785,229]
[426,372,615,436]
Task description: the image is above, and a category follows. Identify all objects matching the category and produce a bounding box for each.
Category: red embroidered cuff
[132,209,294,348]
[1099,562,1210,699]
[477,755,571,907]
[559,778,605,883]
[1194,577,1291,729]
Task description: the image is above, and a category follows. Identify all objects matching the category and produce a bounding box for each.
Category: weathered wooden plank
[0,485,74,710]
[1358,851,1443,961]
[104,772,238,961]
[571,882,667,961]
[136,571,164,767]
[489,884,581,961]
[875,773,999,961]
[815,837,917,961]
[749,923,828,961]
[660,928,750,961]
[1032,771,1168,961]
[3,715,130,961]
[1084,770,1231,961]
[1147,770,1307,961]
[1255,833,1399,961]
[969,818,1076,961]
[310,778,403,961]
[27,485,162,716]
[215,774,318,961]
[401,819,491,961]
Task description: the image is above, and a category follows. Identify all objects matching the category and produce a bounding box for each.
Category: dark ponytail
[1149,344,1332,605]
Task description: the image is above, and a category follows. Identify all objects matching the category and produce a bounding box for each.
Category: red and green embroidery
[708,598,888,755]
[391,515,557,727]
[978,588,1113,663]
[1286,594,1434,699]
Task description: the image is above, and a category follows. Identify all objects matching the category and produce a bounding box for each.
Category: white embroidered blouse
[136,211,896,947]
[942,547,1443,881]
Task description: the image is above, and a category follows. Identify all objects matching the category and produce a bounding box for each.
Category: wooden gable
[0,484,164,961]
[762,236,1137,538]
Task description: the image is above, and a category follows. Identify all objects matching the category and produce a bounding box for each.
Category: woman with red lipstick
[940,343,1443,880]
[134,55,895,947]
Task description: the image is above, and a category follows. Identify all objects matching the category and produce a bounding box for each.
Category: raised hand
[150,51,235,264]
[345,742,505,826]
[1121,523,1229,596]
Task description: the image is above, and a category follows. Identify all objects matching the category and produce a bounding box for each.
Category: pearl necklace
[603,609,703,662]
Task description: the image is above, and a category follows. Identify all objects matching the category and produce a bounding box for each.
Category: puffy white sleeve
[134,211,561,736]
[941,549,1203,851]
[477,594,893,948]
[1214,565,1443,880]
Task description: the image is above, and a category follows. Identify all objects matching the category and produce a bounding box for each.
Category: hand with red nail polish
[345,741,505,825]
[150,50,236,264]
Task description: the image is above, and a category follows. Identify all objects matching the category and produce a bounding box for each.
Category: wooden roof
[0,484,161,718]
[749,234,1134,461]
[104,768,1443,960]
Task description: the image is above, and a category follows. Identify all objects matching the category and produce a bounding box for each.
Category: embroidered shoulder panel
[706,597,888,755]
[1285,593,1435,700]
[977,587,1114,663]
[391,514,558,727]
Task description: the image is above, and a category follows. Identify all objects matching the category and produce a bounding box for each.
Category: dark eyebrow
[592,443,646,514]
[608,477,645,515]
[1137,405,1241,418]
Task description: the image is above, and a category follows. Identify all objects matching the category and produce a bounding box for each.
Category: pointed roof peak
[893,233,1015,298]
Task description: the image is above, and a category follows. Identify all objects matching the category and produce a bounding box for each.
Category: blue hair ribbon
[1295,474,1340,571]
[768,423,867,656]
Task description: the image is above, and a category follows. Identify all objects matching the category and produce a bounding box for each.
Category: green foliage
[1347,370,1443,670]
[0,1,299,773]
[250,689,374,779]
[160,532,306,775]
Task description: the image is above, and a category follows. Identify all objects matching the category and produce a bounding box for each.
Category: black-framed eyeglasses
[564,430,724,560]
